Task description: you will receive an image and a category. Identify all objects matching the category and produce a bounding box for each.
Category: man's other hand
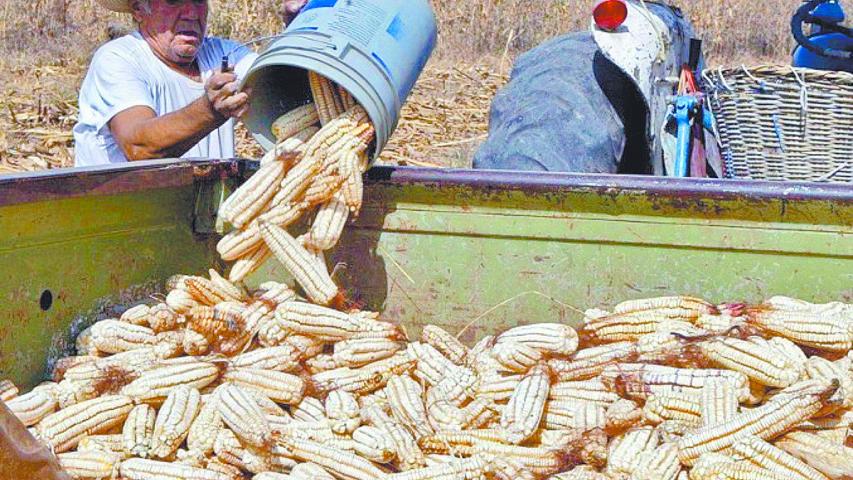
[281,0,308,26]
[205,72,250,120]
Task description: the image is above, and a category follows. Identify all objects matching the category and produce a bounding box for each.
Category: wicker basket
[703,65,853,183]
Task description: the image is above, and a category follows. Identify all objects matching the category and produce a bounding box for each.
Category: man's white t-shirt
[73,32,257,167]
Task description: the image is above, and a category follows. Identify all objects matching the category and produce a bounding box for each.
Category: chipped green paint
[255,174,853,344]
[0,184,220,389]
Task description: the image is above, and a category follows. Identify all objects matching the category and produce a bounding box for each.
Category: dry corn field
[0,0,815,172]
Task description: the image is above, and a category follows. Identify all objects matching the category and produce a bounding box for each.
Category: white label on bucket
[327,0,390,47]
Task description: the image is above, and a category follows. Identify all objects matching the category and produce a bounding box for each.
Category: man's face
[135,0,209,65]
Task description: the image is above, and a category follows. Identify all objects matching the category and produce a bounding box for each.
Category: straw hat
[97,0,133,13]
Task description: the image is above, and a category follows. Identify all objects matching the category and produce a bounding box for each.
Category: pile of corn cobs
[2,286,853,480]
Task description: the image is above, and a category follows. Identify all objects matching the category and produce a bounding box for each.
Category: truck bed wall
[1,160,850,388]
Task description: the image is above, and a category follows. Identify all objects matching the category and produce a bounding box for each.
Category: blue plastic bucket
[242,0,438,160]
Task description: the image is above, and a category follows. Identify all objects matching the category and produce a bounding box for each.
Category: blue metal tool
[673,95,699,178]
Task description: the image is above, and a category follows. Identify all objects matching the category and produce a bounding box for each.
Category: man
[73,0,308,167]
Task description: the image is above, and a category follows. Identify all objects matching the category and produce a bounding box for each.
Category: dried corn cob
[630,442,680,480]
[276,436,385,480]
[58,450,122,480]
[420,325,468,365]
[496,323,579,357]
[5,387,57,426]
[291,396,328,423]
[120,458,232,480]
[311,351,416,395]
[213,428,276,473]
[218,159,287,229]
[501,363,551,444]
[182,329,211,356]
[605,398,644,434]
[352,425,397,463]
[606,426,660,477]
[776,430,853,479]
[77,434,126,455]
[583,308,702,344]
[386,374,434,438]
[338,149,367,215]
[228,243,271,283]
[166,289,197,315]
[147,303,181,333]
[730,435,829,480]
[385,454,497,480]
[701,377,739,427]
[272,103,320,141]
[120,304,151,326]
[678,380,839,465]
[601,364,750,402]
[260,221,341,306]
[549,379,620,407]
[222,367,305,404]
[491,341,543,373]
[614,296,717,315]
[150,385,201,459]
[747,306,852,353]
[550,465,612,480]
[89,319,157,354]
[543,399,606,430]
[123,403,156,458]
[326,389,362,434]
[217,222,264,262]
[362,402,426,470]
[407,341,462,384]
[184,276,230,306]
[276,301,398,342]
[37,395,134,453]
[643,394,703,426]
[186,397,221,457]
[470,442,565,477]
[332,337,404,368]
[121,361,220,403]
[698,336,803,387]
[805,355,853,408]
[548,341,638,381]
[429,367,479,406]
[214,383,273,448]
[305,191,350,252]
[309,72,336,125]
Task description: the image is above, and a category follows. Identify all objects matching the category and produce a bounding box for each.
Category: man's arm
[109,72,249,161]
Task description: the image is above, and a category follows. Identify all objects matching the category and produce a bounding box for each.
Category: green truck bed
[0,159,850,389]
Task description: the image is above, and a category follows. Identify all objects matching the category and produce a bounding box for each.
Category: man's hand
[281,0,308,26]
[205,71,250,120]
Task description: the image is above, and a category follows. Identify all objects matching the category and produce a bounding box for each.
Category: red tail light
[593,0,628,31]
